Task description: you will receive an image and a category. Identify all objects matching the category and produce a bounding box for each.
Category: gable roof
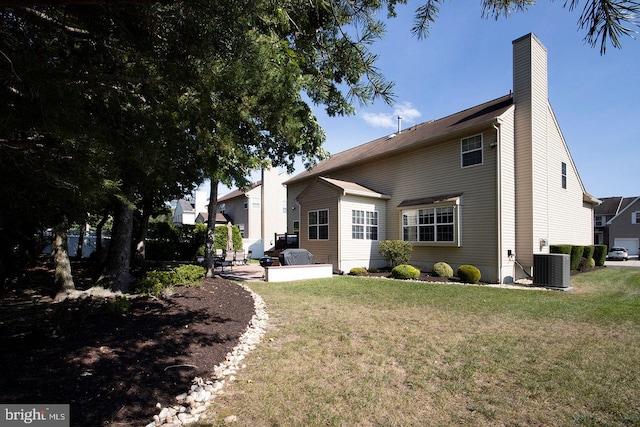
[296,177,391,202]
[218,181,261,202]
[607,197,640,225]
[177,199,195,212]
[318,177,391,199]
[285,94,514,185]
[595,196,637,216]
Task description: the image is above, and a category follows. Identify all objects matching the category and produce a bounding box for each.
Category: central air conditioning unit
[533,253,570,289]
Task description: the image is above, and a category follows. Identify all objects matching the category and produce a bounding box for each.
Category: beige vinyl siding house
[285,33,599,283]
[218,167,289,257]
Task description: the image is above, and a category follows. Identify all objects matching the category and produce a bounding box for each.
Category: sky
[210,1,640,199]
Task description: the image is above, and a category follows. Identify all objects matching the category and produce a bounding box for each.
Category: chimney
[512,33,549,266]
[512,33,548,134]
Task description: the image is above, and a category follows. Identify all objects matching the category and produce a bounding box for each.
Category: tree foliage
[1,0,637,288]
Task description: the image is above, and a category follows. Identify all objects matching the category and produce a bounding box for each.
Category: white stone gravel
[145,283,268,427]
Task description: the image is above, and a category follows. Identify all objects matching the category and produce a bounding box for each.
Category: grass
[200,267,640,426]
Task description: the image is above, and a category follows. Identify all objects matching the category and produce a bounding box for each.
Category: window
[352,210,378,240]
[633,211,640,224]
[594,216,604,227]
[293,221,300,234]
[402,206,456,243]
[251,197,260,209]
[308,209,329,240]
[219,203,226,214]
[461,134,483,167]
[238,224,245,238]
[561,162,567,189]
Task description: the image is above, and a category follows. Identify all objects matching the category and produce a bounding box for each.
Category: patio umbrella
[226,221,233,252]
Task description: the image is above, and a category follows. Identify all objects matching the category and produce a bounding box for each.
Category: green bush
[432,262,454,278]
[457,265,481,284]
[593,245,608,266]
[588,258,596,268]
[349,267,368,276]
[550,244,572,255]
[391,264,420,280]
[174,264,205,287]
[582,245,595,261]
[136,270,177,297]
[379,240,412,267]
[214,225,243,252]
[136,264,205,297]
[570,246,584,270]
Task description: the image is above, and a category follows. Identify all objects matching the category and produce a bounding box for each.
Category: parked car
[607,247,629,261]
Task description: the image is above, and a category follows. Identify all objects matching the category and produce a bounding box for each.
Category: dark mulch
[0,261,255,426]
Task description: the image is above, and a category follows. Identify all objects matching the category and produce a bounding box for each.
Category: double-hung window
[461,134,483,167]
[561,162,567,189]
[352,210,378,240]
[308,209,329,240]
[402,206,456,243]
[633,211,640,225]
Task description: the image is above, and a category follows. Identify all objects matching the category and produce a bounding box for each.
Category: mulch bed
[0,262,255,426]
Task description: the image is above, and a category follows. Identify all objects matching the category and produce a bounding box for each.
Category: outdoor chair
[218,250,235,271]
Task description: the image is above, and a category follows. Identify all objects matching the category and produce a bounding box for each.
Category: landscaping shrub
[582,245,595,261]
[457,265,481,284]
[136,264,205,297]
[433,262,454,278]
[349,267,368,276]
[379,240,412,267]
[550,244,572,255]
[570,246,584,270]
[174,264,205,286]
[391,264,420,280]
[136,270,177,297]
[214,225,243,252]
[593,244,608,266]
[588,257,596,268]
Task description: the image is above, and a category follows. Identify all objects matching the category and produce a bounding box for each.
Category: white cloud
[361,101,422,129]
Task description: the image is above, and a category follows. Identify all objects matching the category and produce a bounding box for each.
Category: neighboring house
[593,196,636,246]
[172,190,209,226]
[601,197,640,256]
[217,167,288,257]
[285,33,599,283]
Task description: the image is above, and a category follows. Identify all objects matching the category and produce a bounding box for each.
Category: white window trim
[399,201,461,246]
[351,209,379,241]
[461,134,483,168]
[308,209,329,240]
[633,211,640,224]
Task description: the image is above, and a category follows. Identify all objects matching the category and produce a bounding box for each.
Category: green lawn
[202,267,640,426]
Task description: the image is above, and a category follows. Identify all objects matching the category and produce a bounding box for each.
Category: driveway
[605,256,640,267]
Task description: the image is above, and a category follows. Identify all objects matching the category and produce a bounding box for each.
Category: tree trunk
[74,216,88,260]
[53,220,75,293]
[205,180,219,278]
[100,197,133,292]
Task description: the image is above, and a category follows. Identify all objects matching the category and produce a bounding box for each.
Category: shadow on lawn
[0,265,254,426]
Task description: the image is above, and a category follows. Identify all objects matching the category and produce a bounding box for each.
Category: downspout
[336,193,343,274]
[494,121,503,283]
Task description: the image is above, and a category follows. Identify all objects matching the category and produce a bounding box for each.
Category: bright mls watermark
[0,405,69,426]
